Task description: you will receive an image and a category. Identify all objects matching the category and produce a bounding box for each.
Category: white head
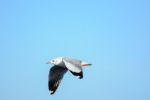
[46,57,63,65]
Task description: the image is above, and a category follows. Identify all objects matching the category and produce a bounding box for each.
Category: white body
[47,57,91,73]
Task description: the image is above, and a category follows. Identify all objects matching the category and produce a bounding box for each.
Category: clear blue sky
[0,0,150,100]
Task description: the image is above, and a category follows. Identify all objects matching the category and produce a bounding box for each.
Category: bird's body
[47,57,92,94]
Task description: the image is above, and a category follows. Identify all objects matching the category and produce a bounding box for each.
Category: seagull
[46,57,92,95]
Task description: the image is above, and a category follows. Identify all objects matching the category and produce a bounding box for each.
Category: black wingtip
[78,71,83,79]
[70,71,83,79]
[79,76,83,79]
[48,81,58,95]
[50,91,55,95]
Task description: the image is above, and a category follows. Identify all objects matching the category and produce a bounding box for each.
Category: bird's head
[46,57,63,65]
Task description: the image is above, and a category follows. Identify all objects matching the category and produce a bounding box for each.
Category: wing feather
[63,58,83,79]
[48,65,67,94]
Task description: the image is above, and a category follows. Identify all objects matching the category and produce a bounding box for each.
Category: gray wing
[63,58,83,79]
[48,65,68,95]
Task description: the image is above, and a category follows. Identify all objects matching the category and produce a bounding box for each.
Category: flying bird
[46,57,92,95]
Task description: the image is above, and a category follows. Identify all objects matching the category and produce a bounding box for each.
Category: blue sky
[0,0,150,100]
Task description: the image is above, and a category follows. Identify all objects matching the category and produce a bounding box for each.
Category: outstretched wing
[48,65,68,95]
[63,58,83,79]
